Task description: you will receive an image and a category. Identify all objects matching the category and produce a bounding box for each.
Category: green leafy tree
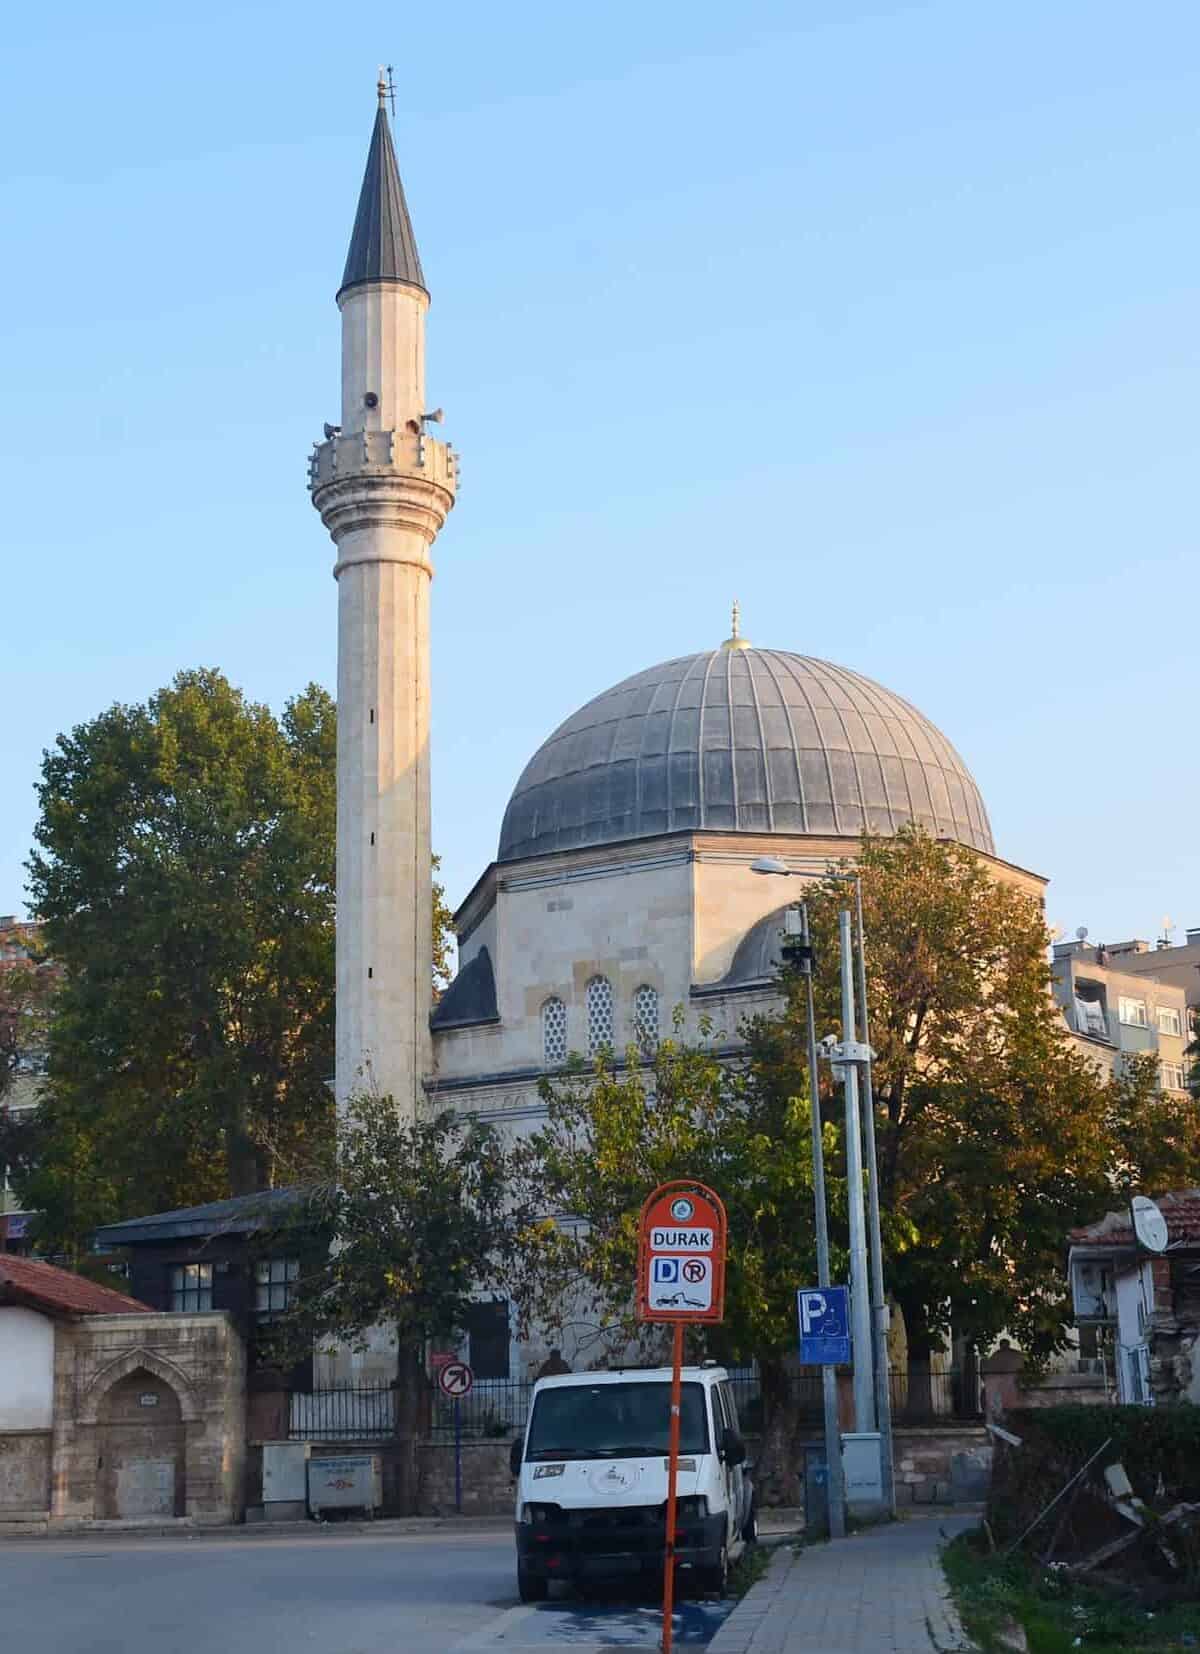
[266,1091,540,1502]
[22,669,338,1247]
[765,828,1200,1366]
[0,922,56,1103]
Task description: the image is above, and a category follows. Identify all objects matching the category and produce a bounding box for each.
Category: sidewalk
[709,1511,976,1654]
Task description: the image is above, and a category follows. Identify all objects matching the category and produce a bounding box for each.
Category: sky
[2,1,1197,946]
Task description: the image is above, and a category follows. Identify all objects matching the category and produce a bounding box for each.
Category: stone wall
[50,1311,245,1525]
[1015,1372,1109,1410]
[0,1431,51,1519]
[417,1438,514,1516]
[892,1427,992,1506]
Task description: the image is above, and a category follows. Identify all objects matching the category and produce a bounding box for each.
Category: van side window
[711,1383,731,1439]
[720,1381,741,1433]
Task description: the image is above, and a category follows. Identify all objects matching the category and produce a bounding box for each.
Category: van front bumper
[516,1504,726,1582]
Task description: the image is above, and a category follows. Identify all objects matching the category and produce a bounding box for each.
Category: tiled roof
[0,1255,152,1316]
[498,648,995,863]
[93,1184,308,1246]
[1069,1189,1200,1248]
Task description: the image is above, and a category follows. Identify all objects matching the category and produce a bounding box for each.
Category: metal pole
[853,878,896,1515]
[454,1396,462,1515]
[799,905,846,1539]
[839,909,875,1431]
[661,1321,684,1654]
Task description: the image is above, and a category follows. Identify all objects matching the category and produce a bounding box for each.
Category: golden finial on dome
[721,598,751,650]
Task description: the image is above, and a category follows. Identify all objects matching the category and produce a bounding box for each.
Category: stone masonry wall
[892,1427,992,1506]
[0,1431,51,1519]
[417,1439,514,1516]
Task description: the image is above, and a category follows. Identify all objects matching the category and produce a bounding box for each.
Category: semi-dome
[498,646,994,862]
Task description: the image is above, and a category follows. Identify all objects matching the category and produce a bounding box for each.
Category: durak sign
[797,1286,851,1364]
[637,1182,726,1324]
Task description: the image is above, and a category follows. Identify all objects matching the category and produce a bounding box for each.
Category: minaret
[309,79,457,1114]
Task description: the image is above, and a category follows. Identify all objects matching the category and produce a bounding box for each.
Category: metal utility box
[841,1431,884,1516]
[262,1441,310,1521]
[307,1454,383,1517]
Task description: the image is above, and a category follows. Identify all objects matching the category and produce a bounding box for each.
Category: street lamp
[751,858,896,1518]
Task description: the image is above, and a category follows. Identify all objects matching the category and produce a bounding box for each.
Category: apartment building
[1051,934,1191,1095]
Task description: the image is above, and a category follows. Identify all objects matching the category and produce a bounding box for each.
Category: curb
[707,1545,796,1653]
[0,1513,514,1543]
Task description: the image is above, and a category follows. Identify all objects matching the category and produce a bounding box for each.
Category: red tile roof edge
[0,1254,154,1315]
[1069,1189,1200,1247]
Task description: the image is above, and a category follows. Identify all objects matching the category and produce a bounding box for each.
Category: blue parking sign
[797,1286,851,1364]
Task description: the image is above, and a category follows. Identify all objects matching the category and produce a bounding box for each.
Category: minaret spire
[310,89,458,1117]
[339,78,426,300]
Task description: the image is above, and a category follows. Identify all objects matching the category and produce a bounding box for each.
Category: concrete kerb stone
[0,1513,514,1543]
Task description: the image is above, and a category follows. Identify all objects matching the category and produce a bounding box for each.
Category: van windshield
[525,1381,710,1461]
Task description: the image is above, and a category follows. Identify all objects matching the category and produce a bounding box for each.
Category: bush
[988,1404,1200,1545]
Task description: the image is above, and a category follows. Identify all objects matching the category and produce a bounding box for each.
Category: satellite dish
[1076,926,1089,942]
[1131,1195,1169,1254]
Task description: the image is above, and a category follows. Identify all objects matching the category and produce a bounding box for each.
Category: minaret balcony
[307,428,457,495]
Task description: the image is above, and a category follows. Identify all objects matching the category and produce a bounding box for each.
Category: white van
[509,1365,757,1602]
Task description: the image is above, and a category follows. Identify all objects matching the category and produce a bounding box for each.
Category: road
[0,1529,734,1653]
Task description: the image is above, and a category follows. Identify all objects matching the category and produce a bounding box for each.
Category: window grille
[542,997,567,1067]
[586,976,614,1055]
[634,984,659,1052]
[169,1263,212,1312]
[255,1257,299,1314]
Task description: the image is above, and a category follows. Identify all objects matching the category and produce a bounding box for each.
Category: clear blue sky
[3,1,1196,945]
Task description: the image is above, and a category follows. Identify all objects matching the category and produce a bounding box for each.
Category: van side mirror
[509,1438,523,1478]
[722,1427,746,1467]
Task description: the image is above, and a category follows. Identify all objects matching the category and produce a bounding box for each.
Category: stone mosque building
[306,83,1044,1161]
[428,633,1040,1133]
[90,87,1045,1395]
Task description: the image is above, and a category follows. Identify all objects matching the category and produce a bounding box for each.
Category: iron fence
[289,1384,395,1442]
[288,1366,981,1444]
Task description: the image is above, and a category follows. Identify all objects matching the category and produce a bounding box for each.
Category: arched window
[634,984,659,1053]
[541,997,567,1067]
[585,976,614,1056]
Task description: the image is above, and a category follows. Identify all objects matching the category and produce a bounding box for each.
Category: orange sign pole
[635,1179,727,1654]
[661,1320,684,1654]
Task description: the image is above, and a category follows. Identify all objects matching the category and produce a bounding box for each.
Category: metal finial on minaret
[721,598,751,651]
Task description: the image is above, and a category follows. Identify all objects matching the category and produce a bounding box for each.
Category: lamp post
[751,856,895,1514]
[780,902,846,1539]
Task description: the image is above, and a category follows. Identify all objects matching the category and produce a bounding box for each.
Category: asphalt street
[0,1529,734,1653]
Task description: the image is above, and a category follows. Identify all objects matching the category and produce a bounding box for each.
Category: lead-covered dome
[498,647,993,862]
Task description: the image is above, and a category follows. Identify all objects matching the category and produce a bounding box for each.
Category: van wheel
[704,1545,729,1597]
[518,1566,548,1603]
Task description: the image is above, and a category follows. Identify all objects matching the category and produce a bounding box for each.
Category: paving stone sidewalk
[708,1512,976,1654]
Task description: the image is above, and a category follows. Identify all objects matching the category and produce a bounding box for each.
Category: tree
[265,1090,539,1506]
[432,856,455,994]
[22,669,338,1247]
[0,922,55,1103]
[760,828,1200,1366]
[270,1092,537,1358]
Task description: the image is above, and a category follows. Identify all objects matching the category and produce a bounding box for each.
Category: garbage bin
[802,1441,829,1536]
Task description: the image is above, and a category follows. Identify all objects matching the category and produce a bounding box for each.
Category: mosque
[308,84,1045,1158]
